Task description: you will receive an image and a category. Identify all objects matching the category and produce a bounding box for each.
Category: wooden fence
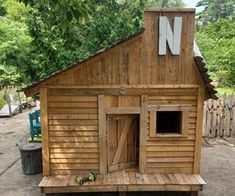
[202,94,235,138]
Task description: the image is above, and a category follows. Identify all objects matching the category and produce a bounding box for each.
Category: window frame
[149,105,189,137]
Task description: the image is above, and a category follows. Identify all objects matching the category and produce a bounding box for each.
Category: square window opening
[156,111,182,134]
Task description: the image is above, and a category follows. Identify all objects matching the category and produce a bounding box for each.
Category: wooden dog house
[23,8,217,195]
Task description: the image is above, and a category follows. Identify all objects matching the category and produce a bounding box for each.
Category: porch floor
[39,170,206,193]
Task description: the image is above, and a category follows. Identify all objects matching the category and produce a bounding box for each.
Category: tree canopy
[0,0,234,89]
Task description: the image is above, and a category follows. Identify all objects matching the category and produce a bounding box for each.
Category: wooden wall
[46,89,99,175]
[41,87,202,175]
[29,10,199,92]
[36,9,205,176]
[145,88,198,174]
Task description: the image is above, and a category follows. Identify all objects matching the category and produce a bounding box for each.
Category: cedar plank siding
[37,10,199,87]
[24,10,212,178]
[47,92,99,175]
[146,91,198,174]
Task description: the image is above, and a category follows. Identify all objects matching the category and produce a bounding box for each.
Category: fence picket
[203,94,235,138]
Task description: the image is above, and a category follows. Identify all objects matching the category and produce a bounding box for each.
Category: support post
[139,95,148,173]
[40,88,49,176]
[194,87,205,173]
[98,95,107,174]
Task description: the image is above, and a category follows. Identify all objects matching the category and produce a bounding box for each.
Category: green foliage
[216,87,235,94]
[146,0,184,7]
[0,90,5,109]
[4,0,28,21]
[0,4,32,86]
[0,0,185,87]
[0,65,22,87]
[17,0,91,31]
[196,17,235,88]
[196,0,235,24]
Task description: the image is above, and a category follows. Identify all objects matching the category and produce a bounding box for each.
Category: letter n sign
[159,16,182,55]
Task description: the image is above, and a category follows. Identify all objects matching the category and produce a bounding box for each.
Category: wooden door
[107,114,139,172]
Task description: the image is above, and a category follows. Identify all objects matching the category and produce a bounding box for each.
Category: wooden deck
[39,170,206,193]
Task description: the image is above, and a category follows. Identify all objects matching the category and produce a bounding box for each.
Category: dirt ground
[0,110,235,196]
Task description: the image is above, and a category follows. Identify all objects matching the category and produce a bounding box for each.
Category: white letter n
[159,16,182,55]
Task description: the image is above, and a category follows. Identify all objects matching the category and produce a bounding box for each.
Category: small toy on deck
[75,172,97,185]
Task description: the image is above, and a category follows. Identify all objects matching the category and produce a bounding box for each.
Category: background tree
[196,17,235,88]
[196,0,235,24]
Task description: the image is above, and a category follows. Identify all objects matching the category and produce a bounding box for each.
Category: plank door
[107,114,139,172]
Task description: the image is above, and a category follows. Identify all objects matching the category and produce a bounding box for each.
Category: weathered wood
[139,95,148,173]
[112,118,132,165]
[106,107,140,114]
[194,87,205,174]
[23,11,209,195]
[149,111,156,137]
[39,171,205,193]
[40,88,49,176]
[203,94,235,138]
[98,95,107,174]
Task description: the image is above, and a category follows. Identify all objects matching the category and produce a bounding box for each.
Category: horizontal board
[145,167,193,174]
[49,125,98,131]
[189,112,197,117]
[49,136,98,143]
[50,153,99,159]
[50,169,99,175]
[48,114,98,120]
[49,143,99,148]
[48,88,198,96]
[48,102,98,108]
[147,151,194,157]
[48,108,98,114]
[50,163,99,170]
[147,135,195,140]
[148,100,196,105]
[147,146,194,152]
[48,96,97,102]
[50,158,98,164]
[147,162,193,168]
[50,148,99,154]
[49,119,98,125]
[148,96,197,100]
[147,140,194,145]
[147,157,194,163]
[49,131,98,137]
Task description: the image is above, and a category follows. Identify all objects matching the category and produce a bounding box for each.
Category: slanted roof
[193,42,218,100]
[23,29,217,100]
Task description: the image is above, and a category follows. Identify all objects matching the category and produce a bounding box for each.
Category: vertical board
[139,95,148,173]
[39,10,198,88]
[194,87,205,173]
[40,88,49,176]
[98,95,107,174]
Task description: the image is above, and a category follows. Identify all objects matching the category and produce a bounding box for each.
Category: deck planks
[39,170,205,193]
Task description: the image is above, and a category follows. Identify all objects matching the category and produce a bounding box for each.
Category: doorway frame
[98,95,148,174]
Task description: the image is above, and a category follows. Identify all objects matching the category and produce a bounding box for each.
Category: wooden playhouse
[23,8,217,195]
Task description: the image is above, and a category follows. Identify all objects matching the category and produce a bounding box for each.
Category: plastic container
[19,142,42,175]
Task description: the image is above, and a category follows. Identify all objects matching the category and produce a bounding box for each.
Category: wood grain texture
[194,87,205,173]
[139,95,148,173]
[39,171,205,193]
[24,11,198,97]
[40,88,49,176]
[98,95,107,174]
